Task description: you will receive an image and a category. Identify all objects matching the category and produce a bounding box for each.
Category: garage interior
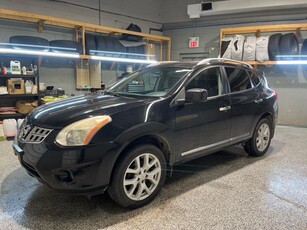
[0,0,307,229]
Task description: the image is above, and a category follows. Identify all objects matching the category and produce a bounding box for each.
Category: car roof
[150,59,253,71]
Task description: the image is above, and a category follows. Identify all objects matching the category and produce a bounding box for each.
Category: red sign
[189,37,199,48]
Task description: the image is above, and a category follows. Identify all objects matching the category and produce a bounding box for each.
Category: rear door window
[225,67,252,93]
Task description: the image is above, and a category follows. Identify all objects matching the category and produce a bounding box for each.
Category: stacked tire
[301,39,307,80]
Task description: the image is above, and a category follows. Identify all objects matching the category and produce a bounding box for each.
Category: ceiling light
[91,55,157,64]
[0,48,80,58]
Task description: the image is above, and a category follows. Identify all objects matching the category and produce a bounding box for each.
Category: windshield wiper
[104,91,119,96]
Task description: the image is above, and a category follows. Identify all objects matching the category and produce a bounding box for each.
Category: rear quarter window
[225,67,252,93]
[250,72,261,86]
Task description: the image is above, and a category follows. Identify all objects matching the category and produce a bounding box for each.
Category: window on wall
[186,67,223,97]
[225,67,252,92]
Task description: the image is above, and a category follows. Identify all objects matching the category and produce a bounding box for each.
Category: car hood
[27,94,147,129]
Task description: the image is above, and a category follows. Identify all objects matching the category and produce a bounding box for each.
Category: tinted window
[225,67,252,92]
[250,72,260,86]
[187,67,223,97]
[107,67,191,97]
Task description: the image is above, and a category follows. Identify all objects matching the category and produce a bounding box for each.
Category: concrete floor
[0,126,306,230]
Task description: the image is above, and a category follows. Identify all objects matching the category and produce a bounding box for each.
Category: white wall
[0,0,162,33]
[160,0,196,23]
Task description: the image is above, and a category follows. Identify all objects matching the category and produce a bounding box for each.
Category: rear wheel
[244,118,272,157]
[108,145,166,208]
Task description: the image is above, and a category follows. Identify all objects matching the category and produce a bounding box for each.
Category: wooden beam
[160,42,163,61]
[38,19,44,33]
[75,26,80,42]
[255,30,261,38]
[81,26,86,56]
[295,28,301,39]
[167,40,171,61]
[221,24,307,35]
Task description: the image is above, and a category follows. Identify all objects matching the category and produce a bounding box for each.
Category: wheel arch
[108,122,174,184]
[256,112,275,137]
[117,134,172,164]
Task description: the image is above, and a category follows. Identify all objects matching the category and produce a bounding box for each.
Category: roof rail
[197,58,253,69]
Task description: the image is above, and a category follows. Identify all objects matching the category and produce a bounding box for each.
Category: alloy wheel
[256,123,270,152]
[123,153,162,201]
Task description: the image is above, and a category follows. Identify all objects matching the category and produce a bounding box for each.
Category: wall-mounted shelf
[0,74,38,78]
[220,23,307,65]
[0,8,171,61]
[0,94,39,98]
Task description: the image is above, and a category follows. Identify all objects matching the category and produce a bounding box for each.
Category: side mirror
[186,88,208,102]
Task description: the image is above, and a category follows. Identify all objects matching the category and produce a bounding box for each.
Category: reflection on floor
[0,126,306,230]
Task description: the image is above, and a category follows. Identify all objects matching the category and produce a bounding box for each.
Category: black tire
[127,45,146,59]
[105,37,115,52]
[95,36,115,56]
[244,118,272,157]
[85,33,96,55]
[279,33,299,59]
[113,38,127,58]
[49,40,82,53]
[10,36,49,50]
[301,39,307,80]
[301,39,307,60]
[95,35,107,52]
[268,33,282,61]
[108,144,167,208]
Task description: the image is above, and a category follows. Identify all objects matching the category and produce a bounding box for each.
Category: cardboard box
[7,79,25,94]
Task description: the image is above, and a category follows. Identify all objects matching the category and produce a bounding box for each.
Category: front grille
[24,126,53,144]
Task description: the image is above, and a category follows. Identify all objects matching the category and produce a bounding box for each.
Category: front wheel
[244,118,272,157]
[108,145,166,208]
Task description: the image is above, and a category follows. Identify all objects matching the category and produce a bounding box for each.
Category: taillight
[272,90,278,100]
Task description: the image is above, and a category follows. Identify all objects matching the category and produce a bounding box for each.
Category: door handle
[219,106,231,112]
[254,99,263,104]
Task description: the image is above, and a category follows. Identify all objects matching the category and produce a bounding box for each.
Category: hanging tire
[268,33,282,60]
[10,36,49,51]
[49,40,82,53]
[279,33,299,59]
[244,118,272,157]
[108,144,167,208]
[85,33,96,55]
[301,39,307,60]
[113,38,127,58]
[301,39,307,80]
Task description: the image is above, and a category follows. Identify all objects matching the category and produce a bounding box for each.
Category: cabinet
[0,56,40,121]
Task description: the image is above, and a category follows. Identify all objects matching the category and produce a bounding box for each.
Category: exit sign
[189,37,199,48]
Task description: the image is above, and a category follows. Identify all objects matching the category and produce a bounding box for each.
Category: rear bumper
[13,140,117,196]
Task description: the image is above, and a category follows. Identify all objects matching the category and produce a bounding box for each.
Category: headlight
[55,115,112,146]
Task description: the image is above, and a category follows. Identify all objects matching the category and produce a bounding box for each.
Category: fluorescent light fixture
[0,42,77,51]
[0,48,80,58]
[276,60,307,65]
[91,55,157,64]
[90,50,155,57]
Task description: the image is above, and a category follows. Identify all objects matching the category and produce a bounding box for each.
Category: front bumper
[13,137,117,196]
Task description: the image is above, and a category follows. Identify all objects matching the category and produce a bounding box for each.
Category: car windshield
[106,66,191,97]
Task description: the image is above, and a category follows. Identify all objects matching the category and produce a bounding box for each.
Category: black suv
[13,58,278,208]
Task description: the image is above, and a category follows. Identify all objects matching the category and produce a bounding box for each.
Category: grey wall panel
[0,0,162,33]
